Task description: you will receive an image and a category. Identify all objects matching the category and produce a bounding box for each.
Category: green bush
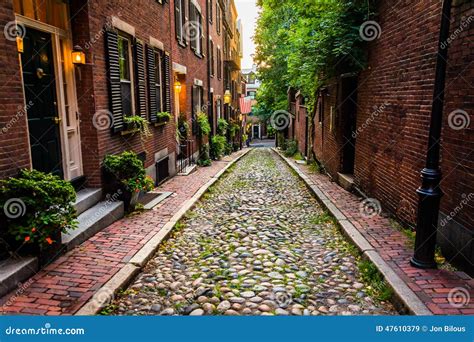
[177,114,190,140]
[197,112,211,137]
[0,169,77,249]
[284,140,298,157]
[224,142,233,155]
[198,143,212,167]
[217,118,229,136]
[157,111,172,123]
[210,135,226,160]
[103,151,154,193]
[229,122,240,139]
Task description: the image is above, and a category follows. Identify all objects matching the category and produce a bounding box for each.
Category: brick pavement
[0,150,246,316]
[293,160,473,315]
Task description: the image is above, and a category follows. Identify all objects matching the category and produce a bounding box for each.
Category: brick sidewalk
[0,150,247,316]
[290,159,473,315]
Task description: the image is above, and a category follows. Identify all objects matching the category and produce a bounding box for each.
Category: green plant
[210,135,226,160]
[198,143,212,167]
[242,134,248,144]
[217,118,229,135]
[157,111,172,123]
[284,140,298,157]
[123,115,151,138]
[103,151,154,193]
[0,169,77,249]
[197,112,211,137]
[309,160,321,174]
[177,113,190,140]
[229,122,240,139]
[224,141,233,155]
[358,260,393,302]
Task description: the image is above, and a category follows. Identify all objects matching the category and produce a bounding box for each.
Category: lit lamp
[16,36,24,53]
[174,80,182,93]
[72,45,86,65]
[223,89,232,104]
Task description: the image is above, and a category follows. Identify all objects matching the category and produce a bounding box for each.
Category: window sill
[177,40,187,49]
[120,128,140,136]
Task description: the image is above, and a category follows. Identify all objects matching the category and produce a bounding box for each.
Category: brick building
[288,0,473,272]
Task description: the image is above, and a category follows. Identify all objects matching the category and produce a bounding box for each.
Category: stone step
[338,173,355,191]
[74,188,102,216]
[0,257,38,297]
[62,200,124,251]
[178,164,197,176]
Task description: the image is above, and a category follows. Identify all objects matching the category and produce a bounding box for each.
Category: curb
[272,148,432,316]
[75,148,252,315]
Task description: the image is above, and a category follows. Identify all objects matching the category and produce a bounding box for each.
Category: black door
[341,76,358,174]
[21,28,63,177]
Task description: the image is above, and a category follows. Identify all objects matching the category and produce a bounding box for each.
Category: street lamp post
[411,0,452,269]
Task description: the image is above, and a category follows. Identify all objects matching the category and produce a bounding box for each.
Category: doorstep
[0,257,38,298]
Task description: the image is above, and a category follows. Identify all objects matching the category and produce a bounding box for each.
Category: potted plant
[156,112,172,125]
[123,115,152,139]
[0,169,77,265]
[102,151,155,211]
[196,111,211,138]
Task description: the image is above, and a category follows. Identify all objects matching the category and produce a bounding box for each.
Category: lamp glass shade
[174,81,182,93]
[72,50,85,64]
[224,90,232,104]
[16,37,24,53]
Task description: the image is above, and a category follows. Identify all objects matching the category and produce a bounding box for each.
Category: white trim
[112,16,135,36]
[210,88,214,93]
[149,36,164,50]
[16,14,68,37]
[194,79,203,86]
[173,62,187,74]
[191,0,202,13]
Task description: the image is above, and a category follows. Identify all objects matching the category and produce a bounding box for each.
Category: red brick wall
[0,2,31,178]
[74,0,177,187]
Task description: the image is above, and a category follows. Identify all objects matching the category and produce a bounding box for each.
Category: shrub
[123,115,151,138]
[198,143,212,167]
[197,112,211,137]
[103,151,154,193]
[0,169,77,249]
[217,118,229,136]
[210,135,226,160]
[229,122,240,139]
[157,112,172,123]
[224,141,233,155]
[177,114,190,140]
[284,140,298,157]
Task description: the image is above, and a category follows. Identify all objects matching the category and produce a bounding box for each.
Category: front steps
[62,188,124,251]
[0,257,38,297]
[337,173,355,191]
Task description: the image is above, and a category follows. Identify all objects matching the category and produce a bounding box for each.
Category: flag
[239,96,252,114]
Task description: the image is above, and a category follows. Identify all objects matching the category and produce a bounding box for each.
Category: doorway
[340,76,358,174]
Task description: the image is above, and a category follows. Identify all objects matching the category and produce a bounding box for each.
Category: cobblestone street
[111,149,396,316]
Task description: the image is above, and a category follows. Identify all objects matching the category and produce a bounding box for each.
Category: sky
[235,0,258,70]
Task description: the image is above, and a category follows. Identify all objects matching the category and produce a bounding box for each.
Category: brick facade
[290,0,473,271]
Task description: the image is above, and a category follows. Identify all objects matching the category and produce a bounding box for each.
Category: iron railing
[177,139,196,174]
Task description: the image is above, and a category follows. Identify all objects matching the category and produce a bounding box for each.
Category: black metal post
[411,0,452,269]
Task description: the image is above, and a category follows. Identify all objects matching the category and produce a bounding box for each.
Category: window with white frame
[118,34,134,116]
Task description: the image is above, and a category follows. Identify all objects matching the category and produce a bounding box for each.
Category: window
[216,2,221,35]
[189,2,203,56]
[217,47,222,80]
[209,39,215,77]
[192,85,204,134]
[13,0,68,30]
[216,99,222,119]
[318,96,323,123]
[175,0,186,45]
[154,50,163,112]
[118,34,134,117]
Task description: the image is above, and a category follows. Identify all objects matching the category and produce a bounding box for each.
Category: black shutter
[191,86,197,135]
[189,3,196,50]
[163,52,172,114]
[175,0,181,41]
[105,29,124,133]
[134,39,147,119]
[147,45,158,123]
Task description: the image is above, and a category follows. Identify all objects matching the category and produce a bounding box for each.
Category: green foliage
[198,143,212,167]
[103,151,154,193]
[210,135,227,160]
[229,122,240,139]
[124,115,151,138]
[358,260,393,302]
[197,112,211,137]
[254,0,373,113]
[157,111,172,123]
[283,139,298,157]
[177,113,190,140]
[242,134,248,144]
[309,160,321,174]
[224,142,233,155]
[217,118,229,136]
[0,169,77,249]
